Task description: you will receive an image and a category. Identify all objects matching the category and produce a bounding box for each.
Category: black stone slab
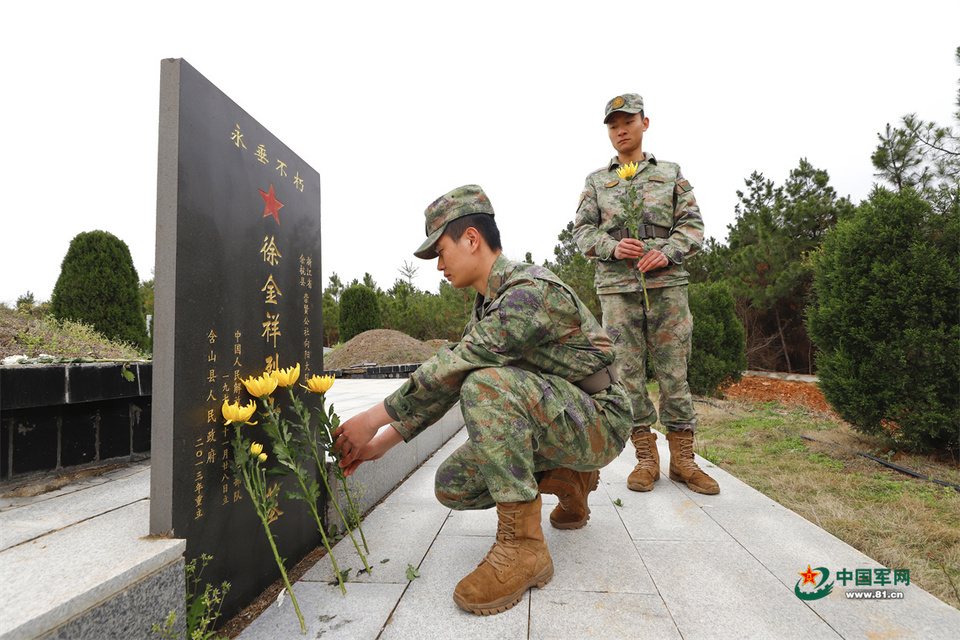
[99,400,133,460]
[152,59,323,621]
[60,404,98,467]
[1,416,9,479]
[0,365,66,410]
[10,407,58,474]
[132,398,151,454]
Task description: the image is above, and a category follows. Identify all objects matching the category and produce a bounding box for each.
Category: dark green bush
[807,187,959,453]
[688,281,747,396]
[338,284,381,343]
[49,230,150,352]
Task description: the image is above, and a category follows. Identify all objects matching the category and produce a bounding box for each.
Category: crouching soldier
[333,185,633,615]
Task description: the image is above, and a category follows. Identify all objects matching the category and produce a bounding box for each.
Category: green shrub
[807,187,959,453]
[338,284,381,342]
[49,231,150,352]
[322,291,340,347]
[688,281,747,396]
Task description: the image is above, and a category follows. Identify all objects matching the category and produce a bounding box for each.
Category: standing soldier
[573,93,719,495]
[333,185,633,615]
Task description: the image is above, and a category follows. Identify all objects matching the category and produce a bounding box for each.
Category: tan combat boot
[538,467,600,529]
[666,430,720,495]
[453,495,554,615]
[627,430,660,492]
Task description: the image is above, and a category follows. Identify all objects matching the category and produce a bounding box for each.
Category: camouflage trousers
[434,366,632,510]
[599,285,697,432]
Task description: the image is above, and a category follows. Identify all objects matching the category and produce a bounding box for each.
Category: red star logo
[259,184,284,225]
[799,565,820,586]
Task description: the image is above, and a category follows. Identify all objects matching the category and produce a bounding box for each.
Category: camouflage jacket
[573,153,704,293]
[384,254,617,441]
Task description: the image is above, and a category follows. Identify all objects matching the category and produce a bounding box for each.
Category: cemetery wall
[0,362,152,482]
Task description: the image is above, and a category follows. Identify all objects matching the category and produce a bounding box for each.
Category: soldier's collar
[481,253,513,302]
[608,152,657,172]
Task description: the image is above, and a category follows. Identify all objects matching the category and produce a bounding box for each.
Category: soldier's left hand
[333,407,383,466]
[637,249,668,273]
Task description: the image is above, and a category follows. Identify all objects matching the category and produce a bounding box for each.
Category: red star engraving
[259,184,284,224]
[799,565,820,586]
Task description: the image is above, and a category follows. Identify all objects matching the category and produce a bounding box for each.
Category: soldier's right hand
[614,238,645,260]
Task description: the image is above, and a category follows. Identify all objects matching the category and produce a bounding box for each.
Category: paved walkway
[237,426,960,639]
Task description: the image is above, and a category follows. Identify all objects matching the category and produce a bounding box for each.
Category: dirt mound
[323,329,439,370]
[724,374,835,415]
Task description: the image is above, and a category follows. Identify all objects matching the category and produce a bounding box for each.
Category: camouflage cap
[414,184,495,259]
[603,93,644,123]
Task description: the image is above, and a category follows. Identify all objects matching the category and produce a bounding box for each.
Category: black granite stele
[151,59,323,621]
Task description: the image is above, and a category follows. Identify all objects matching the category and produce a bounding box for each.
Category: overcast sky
[0,0,957,306]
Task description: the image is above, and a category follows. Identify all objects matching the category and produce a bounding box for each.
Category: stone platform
[237,396,960,639]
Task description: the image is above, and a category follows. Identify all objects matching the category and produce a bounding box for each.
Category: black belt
[609,225,670,240]
[576,366,618,394]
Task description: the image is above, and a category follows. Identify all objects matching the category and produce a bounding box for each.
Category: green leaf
[406,564,420,580]
[120,368,135,382]
[380,558,390,564]
[613,498,624,507]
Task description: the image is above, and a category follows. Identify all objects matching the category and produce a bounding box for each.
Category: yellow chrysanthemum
[302,374,335,394]
[258,452,268,463]
[242,372,279,398]
[271,363,301,388]
[250,442,264,456]
[615,162,639,180]
[222,399,258,425]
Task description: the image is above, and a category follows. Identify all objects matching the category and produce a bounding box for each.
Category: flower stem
[313,450,371,574]
[336,470,369,554]
[639,270,650,311]
[258,515,306,633]
[293,474,347,595]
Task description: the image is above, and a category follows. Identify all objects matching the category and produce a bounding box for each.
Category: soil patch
[722,374,835,415]
[323,329,439,370]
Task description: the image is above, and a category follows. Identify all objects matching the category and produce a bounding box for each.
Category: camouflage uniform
[573,152,704,432]
[384,254,633,509]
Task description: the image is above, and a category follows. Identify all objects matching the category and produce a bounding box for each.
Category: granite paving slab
[0,462,150,549]
[0,500,184,640]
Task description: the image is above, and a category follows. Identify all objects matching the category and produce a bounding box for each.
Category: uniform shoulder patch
[675,180,693,193]
[604,180,619,188]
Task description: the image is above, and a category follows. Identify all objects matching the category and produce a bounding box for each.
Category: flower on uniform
[271,364,301,388]
[258,452,268,463]
[302,374,335,394]
[242,372,279,398]
[222,399,258,425]
[250,442,264,456]
[615,162,639,180]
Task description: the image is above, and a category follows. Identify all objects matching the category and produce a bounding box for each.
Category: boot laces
[633,433,656,466]
[484,507,520,573]
[675,432,700,471]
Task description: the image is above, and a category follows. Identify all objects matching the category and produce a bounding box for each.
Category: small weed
[152,554,230,639]
[406,564,420,581]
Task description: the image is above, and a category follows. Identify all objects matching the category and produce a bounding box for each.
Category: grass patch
[674,387,960,610]
[0,305,146,361]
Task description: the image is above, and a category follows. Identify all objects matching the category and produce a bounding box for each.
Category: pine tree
[50,230,150,352]
[807,187,959,453]
[338,284,381,343]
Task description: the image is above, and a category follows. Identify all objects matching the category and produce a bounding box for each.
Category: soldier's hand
[614,238,644,260]
[637,249,668,272]
[333,403,389,467]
